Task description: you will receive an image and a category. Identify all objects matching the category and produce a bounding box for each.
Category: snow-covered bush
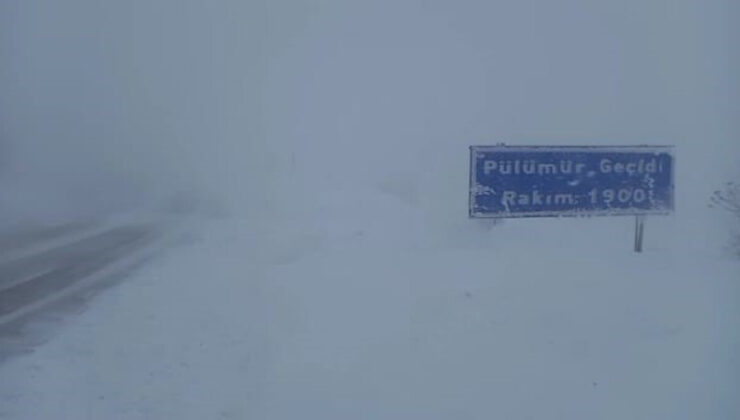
[710,181,740,255]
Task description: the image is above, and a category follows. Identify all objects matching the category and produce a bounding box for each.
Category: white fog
[1,1,738,419]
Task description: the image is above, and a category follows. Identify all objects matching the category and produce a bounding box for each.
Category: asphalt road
[0,222,163,362]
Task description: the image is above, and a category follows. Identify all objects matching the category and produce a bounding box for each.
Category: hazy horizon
[1,0,737,226]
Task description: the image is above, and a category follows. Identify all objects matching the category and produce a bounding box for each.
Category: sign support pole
[634,215,645,253]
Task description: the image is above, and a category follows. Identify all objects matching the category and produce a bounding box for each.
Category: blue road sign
[469,145,674,218]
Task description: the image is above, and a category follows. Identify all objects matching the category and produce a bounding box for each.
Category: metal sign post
[634,215,645,253]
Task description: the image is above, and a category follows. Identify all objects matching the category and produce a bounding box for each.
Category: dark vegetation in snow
[710,181,740,256]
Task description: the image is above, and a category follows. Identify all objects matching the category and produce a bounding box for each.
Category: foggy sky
[1,0,737,225]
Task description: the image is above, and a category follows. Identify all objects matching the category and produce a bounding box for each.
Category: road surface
[0,222,164,362]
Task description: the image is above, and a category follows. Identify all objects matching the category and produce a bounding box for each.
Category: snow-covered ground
[1,188,737,419]
[1,1,738,418]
